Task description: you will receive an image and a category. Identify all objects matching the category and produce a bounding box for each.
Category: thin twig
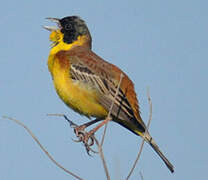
[47,113,78,128]
[48,113,111,178]
[146,87,152,129]
[100,73,124,146]
[97,73,124,180]
[94,137,110,180]
[139,171,144,180]
[48,114,110,179]
[126,87,152,180]
[126,134,145,179]
[2,116,83,180]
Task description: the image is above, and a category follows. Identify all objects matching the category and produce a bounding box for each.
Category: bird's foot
[73,126,98,155]
[61,115,98,155]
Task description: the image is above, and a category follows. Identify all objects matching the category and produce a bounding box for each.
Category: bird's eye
[65,23,72,30]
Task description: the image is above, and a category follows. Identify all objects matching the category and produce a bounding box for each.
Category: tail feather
[150,139,174,173]
[144,133,174,173]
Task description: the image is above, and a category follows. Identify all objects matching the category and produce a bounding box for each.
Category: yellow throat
[47,30,88,74]
[49,30,88,55]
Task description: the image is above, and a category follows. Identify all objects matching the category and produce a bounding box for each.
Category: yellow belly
[51,57,108,118]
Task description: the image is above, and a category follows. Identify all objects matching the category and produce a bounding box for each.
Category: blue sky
[0,0,207,179]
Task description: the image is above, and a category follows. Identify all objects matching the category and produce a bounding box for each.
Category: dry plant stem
[48,114,110,178]
[2,116,84,180]
[139,171,144,180]
[126,134,145,180]
[100,73,124,146]
[94,137,110,180]
[95,73,124,180]
[47,114,78,128]
[126,87,152,180]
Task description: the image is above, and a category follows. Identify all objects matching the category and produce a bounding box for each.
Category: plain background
[0,0,207,180]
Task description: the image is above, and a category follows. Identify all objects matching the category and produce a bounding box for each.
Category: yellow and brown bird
[44,16,174,173]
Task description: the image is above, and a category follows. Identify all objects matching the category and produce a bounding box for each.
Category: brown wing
[58,46,146,132]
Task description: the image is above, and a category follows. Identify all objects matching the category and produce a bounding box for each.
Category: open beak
[43,17,61,31]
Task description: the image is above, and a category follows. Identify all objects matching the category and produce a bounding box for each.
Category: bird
[44,16,174,173]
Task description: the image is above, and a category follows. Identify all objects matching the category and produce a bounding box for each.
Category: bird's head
[44,16,92,53]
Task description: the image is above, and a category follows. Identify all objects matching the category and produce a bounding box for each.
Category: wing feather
[70,62,136,122]
[64,46,146,132]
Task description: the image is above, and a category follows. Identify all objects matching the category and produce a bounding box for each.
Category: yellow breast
[48,53,108,118]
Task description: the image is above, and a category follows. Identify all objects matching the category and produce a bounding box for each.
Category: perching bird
[44,16,174,173]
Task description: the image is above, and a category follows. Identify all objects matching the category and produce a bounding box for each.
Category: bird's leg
[62,115,79,128]
[81,116,112,147]
[71,118,103,155]
[63,115,112,154]
[61,115,102,154]
[73,118,103,137]
[73,116,112,154]
[61,114,113,154]
[68,118,102,148]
